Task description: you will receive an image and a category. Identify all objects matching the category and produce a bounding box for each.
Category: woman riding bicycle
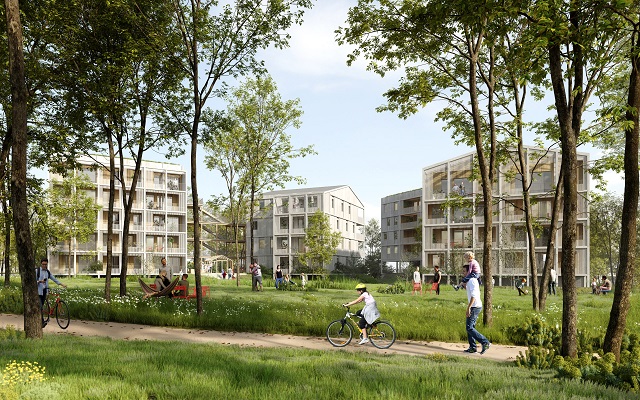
[342,283,381,345]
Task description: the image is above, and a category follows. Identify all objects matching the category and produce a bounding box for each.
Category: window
[394,232,398,240]
[394,217,398,225]
[348,205,351,215]
[383,233,387,240]
[331,198,334,208]
[386,247,390,255]
[336,220,340,230]
[394,202,398,211]
[387,218,391,227]
[308,195,317,208]
[341,202,344,212]
[259,239,267,249]
[251,221,257,231]
[345,222,349,232]
[280,217,289,230]
[394,246,398,254]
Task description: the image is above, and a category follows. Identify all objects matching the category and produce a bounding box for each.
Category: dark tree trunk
[5,0,40,338]
[105,136,115,301]
[603,24,640,361]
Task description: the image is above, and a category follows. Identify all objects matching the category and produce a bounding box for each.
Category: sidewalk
[0,313,526,362]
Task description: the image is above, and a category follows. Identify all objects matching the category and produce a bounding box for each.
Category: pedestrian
[36,258,67,328]
[412,266,422,295]
[516,278,527,296]
[228,267,233,279]
[250,261,263,292]
[432,265,442,295]
[461,265,490,354]
[300,273,307,289]
[275,265,284,289]
[549,268,557,295]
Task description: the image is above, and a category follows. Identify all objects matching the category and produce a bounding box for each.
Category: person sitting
[600,275,612,294]
[154,270,173,298]
[515,278,528,296]
[174,273,189,297]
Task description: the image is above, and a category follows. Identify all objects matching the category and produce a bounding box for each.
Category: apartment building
[248,186,365,273]
[380,189,422,271]
[422,147,590,287]
[48,155,188,276]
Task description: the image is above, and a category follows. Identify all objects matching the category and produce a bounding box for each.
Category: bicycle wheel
[368,321,396,349]
[55,300,70,329]
[41,299,51,324]
[326,319,353,347]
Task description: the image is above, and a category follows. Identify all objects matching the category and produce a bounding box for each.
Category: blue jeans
[275,277,284,288]
[466,307,489,350]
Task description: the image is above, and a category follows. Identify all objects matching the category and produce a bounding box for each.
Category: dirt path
[0,313,526,362]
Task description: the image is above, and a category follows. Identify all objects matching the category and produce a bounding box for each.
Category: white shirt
[466,277,482,308]
[550,269,557,283]
[413,270,421,283]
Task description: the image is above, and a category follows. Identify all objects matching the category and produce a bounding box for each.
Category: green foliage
[377,283,405,294]
[299,210,342,272]
[505,314,561,348]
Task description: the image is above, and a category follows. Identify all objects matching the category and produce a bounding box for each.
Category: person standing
[432,265,442,295]
[461,265,490,354]
[275,265,284,289]
[549,268,557,295]
[300,273,307,289]
[36,258,67,328]
[412,266,422,295]
[250,261,263,292]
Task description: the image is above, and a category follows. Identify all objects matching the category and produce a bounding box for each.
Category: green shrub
[377,284,404,294]
[505,314,560,348]
[515,346,557,369]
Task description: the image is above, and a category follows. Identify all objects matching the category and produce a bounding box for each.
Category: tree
[48,173,101,276]
[171,0,312,315]
[362,219,383,277]
[299,210,341,274]
[339,0,513,325]
[218,76,315,264]
[590,193,623,281]
[5,0,40,338]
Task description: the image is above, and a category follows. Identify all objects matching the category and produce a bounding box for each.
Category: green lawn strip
[0,334,635,400]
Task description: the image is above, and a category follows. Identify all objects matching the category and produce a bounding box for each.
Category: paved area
[0,313,526,362]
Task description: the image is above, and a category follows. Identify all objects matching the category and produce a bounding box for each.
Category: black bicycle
[326,306,396,349]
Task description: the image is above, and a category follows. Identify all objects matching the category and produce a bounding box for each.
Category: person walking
[275,265,284,289]
[36,258,67,328]
[549,268,557,295]
[461,265,490,354]
[432,265,442,295]
[412,266,422,295]
[250,261,263,292]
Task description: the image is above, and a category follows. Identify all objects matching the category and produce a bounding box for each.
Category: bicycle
[326,306,396,349]
[41,290,70,329]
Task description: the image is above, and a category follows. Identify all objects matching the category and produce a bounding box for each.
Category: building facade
[422,147,590,287]
[248,186,365,274]
[48,155,188,276]
[380,189,422,270]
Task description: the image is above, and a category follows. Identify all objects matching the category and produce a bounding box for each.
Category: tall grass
[0,332,637,400]
[0,279,636,346]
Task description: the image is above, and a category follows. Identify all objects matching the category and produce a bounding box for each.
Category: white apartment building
[422,147,590,287]
[248,186,365,273]
[48,155,188,276]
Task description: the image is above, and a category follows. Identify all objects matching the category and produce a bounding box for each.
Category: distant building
[380,189,422,271]
[48,155,188,276]
[248,186,365,274]
[421,147,590,286]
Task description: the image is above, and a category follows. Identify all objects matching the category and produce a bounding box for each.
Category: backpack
[36,268,50,281]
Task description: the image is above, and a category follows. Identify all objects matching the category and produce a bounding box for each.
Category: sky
[54,0,626,222]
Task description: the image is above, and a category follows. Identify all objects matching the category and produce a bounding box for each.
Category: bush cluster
[509,315,640,393]
[377,283,405,294]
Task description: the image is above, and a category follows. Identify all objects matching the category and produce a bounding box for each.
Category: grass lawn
[0,331,637,400]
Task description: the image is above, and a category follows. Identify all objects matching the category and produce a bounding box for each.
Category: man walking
[461,265,490,354]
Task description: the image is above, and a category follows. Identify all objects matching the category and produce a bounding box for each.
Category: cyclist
[342,283,381,345]
[36,258,66,328]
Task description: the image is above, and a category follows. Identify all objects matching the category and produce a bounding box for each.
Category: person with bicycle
[342,283,380,345]
[36,258,66,328]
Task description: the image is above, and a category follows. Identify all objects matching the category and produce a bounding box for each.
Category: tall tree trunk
[191,129,203,314]
[3,195,10,287]
[603,25,640,361]
[538,170,563,311]
[5,0,40,338]
[105,136,115,301]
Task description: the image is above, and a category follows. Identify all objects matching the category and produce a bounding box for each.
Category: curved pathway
[0,313,526,362]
